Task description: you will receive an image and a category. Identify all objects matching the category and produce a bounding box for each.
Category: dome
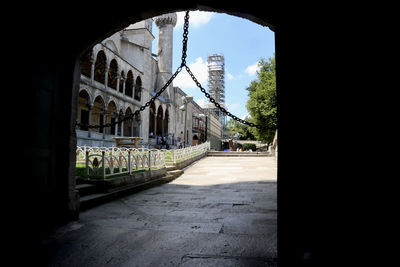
[154,13,177,27]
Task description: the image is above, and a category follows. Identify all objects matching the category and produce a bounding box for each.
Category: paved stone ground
[39,156,277,266]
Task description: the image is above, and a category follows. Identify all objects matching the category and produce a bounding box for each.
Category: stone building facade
[76,12,222,149]
[77,13,184,147]
[205,108,223,150]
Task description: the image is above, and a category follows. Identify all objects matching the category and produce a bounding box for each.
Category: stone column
[90,56,95,84]
[161,114,165,137]
[114,113,118,137]
[102,107,107,139]
[122,77,126,95]
[153,113,157,137]
[104,64,109,90]
[116,74,120,93]
[154,13,177,99]
[87,103,92,138]
[120,112,125,137]
[132,81,136,99]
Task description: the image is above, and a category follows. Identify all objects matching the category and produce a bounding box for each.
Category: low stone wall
[174,152,207,169]
[82,151,206,194]
[207,151,272,157]
[87,168,166,193]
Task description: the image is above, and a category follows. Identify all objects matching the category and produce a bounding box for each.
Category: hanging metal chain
[76,11,267,130]
[181,11,268,130]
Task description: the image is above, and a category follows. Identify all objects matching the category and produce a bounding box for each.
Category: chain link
[76,11,267,130]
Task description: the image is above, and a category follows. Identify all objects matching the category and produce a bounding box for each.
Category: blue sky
[153,11,275,120]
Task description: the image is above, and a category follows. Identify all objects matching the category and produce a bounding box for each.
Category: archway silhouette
[11,2,336,266]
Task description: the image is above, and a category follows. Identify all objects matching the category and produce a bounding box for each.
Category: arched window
[93,96,105,133]
[156,105,163,136]
[94,50,106,84]
[78,90,90,131]
[117,109,124,136]
[164,108,169,136]
[125,70,133,97]
[107,59,118,90]
[124,107,133,136]
[80,48,92,78]
[133,113,141,137]
[106,101,117,135]
[119,71,125,93]
[134,76,142,101]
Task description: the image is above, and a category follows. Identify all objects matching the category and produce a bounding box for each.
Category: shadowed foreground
[40,156,277,266]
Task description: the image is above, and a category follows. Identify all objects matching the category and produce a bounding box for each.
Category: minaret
[154,12,177,101]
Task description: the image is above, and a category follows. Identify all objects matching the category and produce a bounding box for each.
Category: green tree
[226,118,256,140]
[246,55,277,144]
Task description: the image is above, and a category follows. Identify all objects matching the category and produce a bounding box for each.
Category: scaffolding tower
[207,54,226,132]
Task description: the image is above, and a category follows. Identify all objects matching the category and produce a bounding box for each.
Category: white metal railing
[172,142,210,163]
[77,146,164,179]
[76,142,210,179]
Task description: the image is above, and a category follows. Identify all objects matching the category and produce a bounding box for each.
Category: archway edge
[78,2,277,57]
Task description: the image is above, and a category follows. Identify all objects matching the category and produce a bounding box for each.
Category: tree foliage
[246,55,277,144]
[226,118,256,140]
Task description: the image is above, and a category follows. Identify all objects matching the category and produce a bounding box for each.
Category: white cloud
[226,68,234,80]
[196,98,210,108]
[245,62,261,76]
[174,57,208,89]
[227,103,239,111]
[176,11,213,29]
[242,113,251,120]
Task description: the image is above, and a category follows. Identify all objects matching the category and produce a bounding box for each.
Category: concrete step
[207,151,271,157]
[163,174,175,183]
[167,169,184,178]
[166,165,177,171]
[76,183,99,197]
[79,174,181,211]
[78,160,188,211]
[80,192,109,210]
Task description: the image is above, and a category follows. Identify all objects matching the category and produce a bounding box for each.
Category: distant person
[157,135,161,145]
[177,135,182,149]
[180,131,185,148]
[180,131,184,146]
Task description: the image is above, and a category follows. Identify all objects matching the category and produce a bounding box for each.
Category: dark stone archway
[6,2,353,266]
[156,105,164,136]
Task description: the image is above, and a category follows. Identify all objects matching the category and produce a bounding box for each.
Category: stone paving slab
[39,156,277,266]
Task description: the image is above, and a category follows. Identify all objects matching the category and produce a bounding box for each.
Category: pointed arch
[156,105,163,136]
[104,40,119,54]
[107,59,118,90]
[94,50,106,84]
[106,100,117,135]
[93,95,105,133]
[117,109,124,136]
[134,76,142,101]
[78,90,90,131]
[164,108,169,136]
[124,107,133,136]
[80,48,92,78]
[125,70,133,97]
